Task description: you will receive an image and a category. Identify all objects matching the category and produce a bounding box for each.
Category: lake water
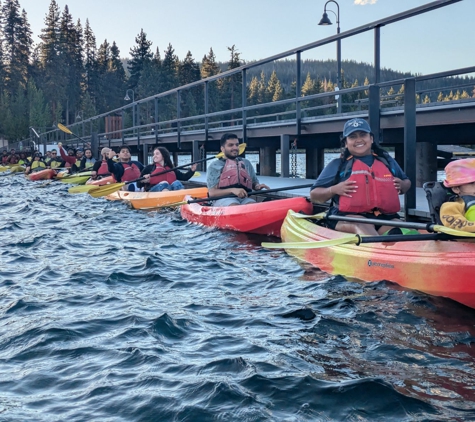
[0,173,473,421]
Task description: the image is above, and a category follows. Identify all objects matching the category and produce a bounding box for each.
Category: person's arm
[138,165,153,188]
[440,200,475,232]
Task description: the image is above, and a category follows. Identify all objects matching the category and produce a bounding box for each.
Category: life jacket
[149,164,176,186]
[9,155,19,164]
[338,156,400,214]
[50,159,62,169]
[18,159,28,166]
[98,160,110,176]
[121,162,141,182]
[2,156,10,165]
[217,158,253,191]
[31,161,46,171]
[83,158,95,169]
[461,195,475,221]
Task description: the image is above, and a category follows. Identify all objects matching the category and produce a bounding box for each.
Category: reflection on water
[0,175,473,420]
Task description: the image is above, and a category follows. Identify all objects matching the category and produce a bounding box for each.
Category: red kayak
[27,169,56,181]
[181,196,313,237]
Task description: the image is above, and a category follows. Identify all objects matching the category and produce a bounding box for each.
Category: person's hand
[190,164,197,172]
[332,180,357,197]
[58,142,62,148]
[393,177,403,194]
[108,150,117,159]
[231,188,248,198]
[254,183,270,190]
[143,174,151,183]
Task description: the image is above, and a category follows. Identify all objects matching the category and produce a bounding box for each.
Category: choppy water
[1,174,475,421]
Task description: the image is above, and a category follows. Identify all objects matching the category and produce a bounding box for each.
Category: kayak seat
[423,181,452,225]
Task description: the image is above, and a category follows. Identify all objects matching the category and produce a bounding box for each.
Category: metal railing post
[404,78,417,219]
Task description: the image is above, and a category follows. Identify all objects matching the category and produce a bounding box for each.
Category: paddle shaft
[187,183,314,204]
[326,215,437,232]
[356,233,446,244]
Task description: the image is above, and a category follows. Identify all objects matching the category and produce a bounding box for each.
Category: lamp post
[124,89,136,133]
[318,0,341,114]
[75,111,83,121]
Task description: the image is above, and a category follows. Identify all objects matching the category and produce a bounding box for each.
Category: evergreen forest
[0,0,474,142]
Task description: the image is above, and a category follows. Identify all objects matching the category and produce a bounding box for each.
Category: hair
[153,146,174,169]
[119,145,131,153]
[220,133,239,147]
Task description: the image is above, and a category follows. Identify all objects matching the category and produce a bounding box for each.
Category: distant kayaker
[91,147,113,180]
[48,149,63,169]
[310,118,411,235]
[57,143,78,173]
[24,153,46,174]
[440,158,475,232]
[139,146,197,192]
[107,146,144,191]
[207,133,270,206]
[79,148,96,171]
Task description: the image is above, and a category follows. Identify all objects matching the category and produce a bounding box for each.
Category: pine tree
[179,51,201,117]
[160,43,179,121]
[200,48,220,113]
[1,0,32,94]
[38,0,64,121]
[219,45,242,112]
[127,28,153,90]
[28,80,49,130]
[84,19,98,106]
[247,76,259,106]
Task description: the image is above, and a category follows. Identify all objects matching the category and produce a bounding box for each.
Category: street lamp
[75,111,83,121]
[124,89,136,133]
[318,0,341,114]
[124,89,135,102]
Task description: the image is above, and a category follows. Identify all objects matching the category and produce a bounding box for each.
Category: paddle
[262,232,448,249]
[86,144,247,198]
[69,184,100,194]
[152,183,314,209]
[57,123,88,143]
[302,213,475,238]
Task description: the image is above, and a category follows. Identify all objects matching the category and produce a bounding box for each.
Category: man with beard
[207,133,269,206]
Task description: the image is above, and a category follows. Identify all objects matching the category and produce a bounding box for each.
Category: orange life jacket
[149,164,176,186]
[218,158,253,191]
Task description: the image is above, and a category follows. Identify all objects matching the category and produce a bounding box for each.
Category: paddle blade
[262,236,360,249]
[434,225,475,238]
[88,183,125,198]
[215,143,246,158]
[57,123,73,134]
[69,185,100,194]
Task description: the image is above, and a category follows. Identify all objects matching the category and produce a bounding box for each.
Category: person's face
[46,151,52,157]
[76,151,83,159]
[119,148,131,161]
[221,138,240,159]
[153,149,164,164]
[85,150,92,158]
[68,149,74,156]
[51,151,58,158]
[453,182,475,196]
[345,131,373,157]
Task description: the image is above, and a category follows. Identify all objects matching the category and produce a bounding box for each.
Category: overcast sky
[15,0,474,76]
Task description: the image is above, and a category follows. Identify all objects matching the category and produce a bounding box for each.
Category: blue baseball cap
[343,118,372,137]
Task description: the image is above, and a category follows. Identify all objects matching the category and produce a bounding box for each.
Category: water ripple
[0,176,474,420]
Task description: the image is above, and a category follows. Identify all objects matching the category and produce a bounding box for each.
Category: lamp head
[124,94,130,101]
[318,12,333,25]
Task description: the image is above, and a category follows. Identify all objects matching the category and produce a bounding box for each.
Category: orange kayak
[27,169,56,181]
[181,196,313,237]
[86,176,116,186]
[279,210,475,309]
[107,187,209,208]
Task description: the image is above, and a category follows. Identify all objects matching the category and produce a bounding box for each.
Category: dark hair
[153,146,174,169]
[119,145,131,153]
[220,133,239,147]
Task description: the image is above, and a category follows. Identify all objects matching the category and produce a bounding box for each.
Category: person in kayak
[91,147,114,180]
[79,148,96,171]
[24,153,46,174]
[107,146,144,191]
[48,149,63,169]
[139,146,197,192]
[310,118,411,235]
[440,158,475,232]
[207,133,270,206]
[57,143,78,173]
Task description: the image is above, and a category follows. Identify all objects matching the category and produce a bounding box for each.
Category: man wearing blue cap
[310,118,411,235]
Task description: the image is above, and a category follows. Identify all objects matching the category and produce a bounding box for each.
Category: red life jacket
[149,164,176,186]
[98,160,110,176]
[338,158,401,214]
[121,162,141,182]
[218,158,253,191]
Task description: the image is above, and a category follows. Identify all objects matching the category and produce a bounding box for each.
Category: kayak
[279,210,475,309]
[27,169,56,181]
[124,187,209,209]
[181,196,314,237]
[86,175,116,186]
[59,172,93,184]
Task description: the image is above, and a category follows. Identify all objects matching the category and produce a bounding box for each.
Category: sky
[14,0,475,76]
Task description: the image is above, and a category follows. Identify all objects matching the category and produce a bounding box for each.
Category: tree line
[0,0,474,142]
